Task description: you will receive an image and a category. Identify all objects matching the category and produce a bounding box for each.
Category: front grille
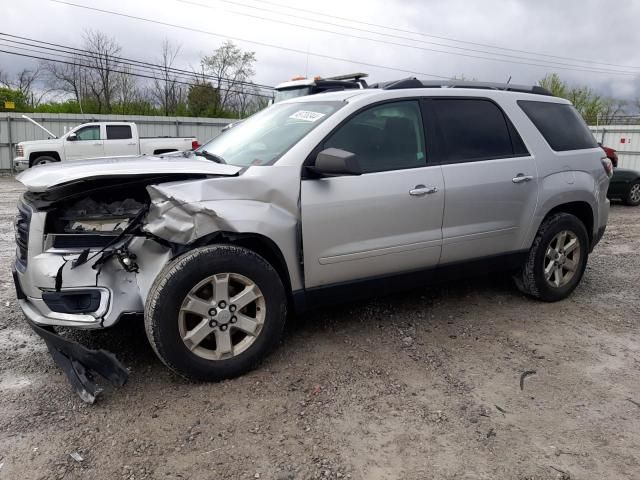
[15,144,24,157]
[15,201,31,270]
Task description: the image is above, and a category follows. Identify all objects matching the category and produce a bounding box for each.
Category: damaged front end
[14,157,301,402]
[14,174,209,402]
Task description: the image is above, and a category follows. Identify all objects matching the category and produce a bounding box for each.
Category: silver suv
[14,80,611,386]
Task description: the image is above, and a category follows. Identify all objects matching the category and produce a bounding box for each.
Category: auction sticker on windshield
[289,111,326,122]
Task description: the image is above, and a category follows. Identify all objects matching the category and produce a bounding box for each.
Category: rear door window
[432,98,525,163]
[518,100,597,151]
[106,125,133,140]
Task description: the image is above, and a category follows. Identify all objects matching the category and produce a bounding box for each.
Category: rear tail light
[191,140,200,150]
[601,156,614,179]
[15,145,24,157]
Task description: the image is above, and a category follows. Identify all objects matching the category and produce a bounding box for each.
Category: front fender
[143,174,302,290]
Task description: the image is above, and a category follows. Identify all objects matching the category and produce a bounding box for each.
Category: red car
[600,143,618,167]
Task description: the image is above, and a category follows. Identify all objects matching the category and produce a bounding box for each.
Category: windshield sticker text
[289,111,326,122]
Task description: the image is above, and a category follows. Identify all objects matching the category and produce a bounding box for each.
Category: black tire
[624,180,640,206]
[145,245,287,381]
[31,155,58,167]
[514,213,589,302]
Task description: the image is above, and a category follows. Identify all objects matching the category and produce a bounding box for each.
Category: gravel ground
[0,175,639,480]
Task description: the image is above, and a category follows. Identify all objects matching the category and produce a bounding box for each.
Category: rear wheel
[624,180,640,206]
[145,245,287,381]
[514,213,588,302]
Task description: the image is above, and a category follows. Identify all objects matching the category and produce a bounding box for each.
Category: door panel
[428,97,539,264]
[440,157,538,263]
[301,99,446,288]
[104,124,138,156]
[301,167,445,287]
[64,125,103,160]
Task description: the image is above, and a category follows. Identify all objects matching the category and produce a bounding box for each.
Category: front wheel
[514,213,589,302]
[624,180,640,206]
[145,245,287,381]
[32,155,58,167]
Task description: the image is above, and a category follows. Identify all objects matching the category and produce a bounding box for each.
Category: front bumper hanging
[27,319,129,404]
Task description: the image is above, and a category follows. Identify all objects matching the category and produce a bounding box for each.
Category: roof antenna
[506,76,512,84]
[304,42,310,78]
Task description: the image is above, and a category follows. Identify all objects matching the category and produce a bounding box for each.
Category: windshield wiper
[193,150,226,164]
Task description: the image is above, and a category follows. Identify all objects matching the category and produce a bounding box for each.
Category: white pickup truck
[13,119,199,171]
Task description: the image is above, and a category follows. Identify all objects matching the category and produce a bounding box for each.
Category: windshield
[273,87,313,103]
[198,101,343,167]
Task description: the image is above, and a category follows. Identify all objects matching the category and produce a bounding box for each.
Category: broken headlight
[45,197,147,249]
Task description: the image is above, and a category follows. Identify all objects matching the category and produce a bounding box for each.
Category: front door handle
[409,185,438,196]
[512,174,533,184]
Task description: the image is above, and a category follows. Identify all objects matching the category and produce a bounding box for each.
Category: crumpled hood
[16,155,242,192]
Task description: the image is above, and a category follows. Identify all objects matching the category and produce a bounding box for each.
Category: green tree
[538,73,626,125]
[200,41,257,116]
[187,82,220,117]
[538,73,567,98]
[0,87,28,112]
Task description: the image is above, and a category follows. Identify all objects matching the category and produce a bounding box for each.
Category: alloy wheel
[543,230,581,288]
[178,273,265,360]
[630,183,640,204]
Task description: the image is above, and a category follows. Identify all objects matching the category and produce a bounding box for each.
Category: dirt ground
[0,175,639,480]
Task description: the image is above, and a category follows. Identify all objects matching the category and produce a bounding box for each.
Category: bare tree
[151,40,184,116]
[232,84,269,118]
[200,41,256,114]
[114,66,141,114]
[42,55,87,107]
[81,30,123,113]
[41,30,123,113]
[597,98,626,125]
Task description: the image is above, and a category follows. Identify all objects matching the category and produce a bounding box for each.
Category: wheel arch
[184,231,294,300]
[528,171,599,249]
[540,201,595,247]
[29,151,61,166]
[153,148,178,155]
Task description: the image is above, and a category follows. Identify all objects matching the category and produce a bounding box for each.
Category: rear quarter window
[518,100,597,151]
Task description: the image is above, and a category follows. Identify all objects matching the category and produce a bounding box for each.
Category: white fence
[0,112,235,172]
[590,125,640,170]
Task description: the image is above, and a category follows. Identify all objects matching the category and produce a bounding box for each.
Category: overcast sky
[3,0,640,101]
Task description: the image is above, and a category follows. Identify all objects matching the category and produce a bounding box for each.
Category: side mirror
[67,133,77,141]
[308,148,362,177]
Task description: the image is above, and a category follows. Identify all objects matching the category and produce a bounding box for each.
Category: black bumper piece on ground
[26,319,129,404]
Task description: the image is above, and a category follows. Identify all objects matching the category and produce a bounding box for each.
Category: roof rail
[370,78,553,96]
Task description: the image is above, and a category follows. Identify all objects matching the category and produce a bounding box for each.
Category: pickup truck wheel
[145,245,287,381]
[32,155,57,167]
[514,213,588,302]
[624,181,640,206]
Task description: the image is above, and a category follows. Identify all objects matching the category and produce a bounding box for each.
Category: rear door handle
[512,174,533,184]
[127,142,136,146]
[409,185,438,196]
